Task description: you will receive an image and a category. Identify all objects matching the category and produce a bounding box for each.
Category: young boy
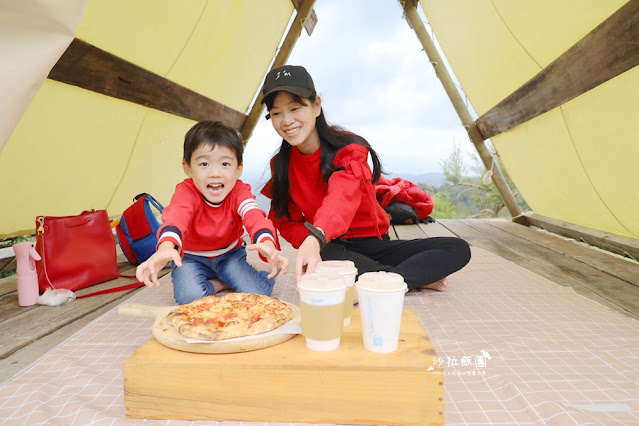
[136,121,288,305]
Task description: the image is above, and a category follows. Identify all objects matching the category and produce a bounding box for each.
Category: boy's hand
[246,240,289,278]
[136,241,182,287]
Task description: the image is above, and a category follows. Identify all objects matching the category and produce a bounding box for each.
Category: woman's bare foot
[422,277,450,292]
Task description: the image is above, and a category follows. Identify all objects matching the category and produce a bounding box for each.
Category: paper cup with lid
[355,271,408,353]
[316,260,358,326]
[297,272,348,351]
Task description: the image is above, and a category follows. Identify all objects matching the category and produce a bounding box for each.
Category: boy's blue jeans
[171,243,274,305]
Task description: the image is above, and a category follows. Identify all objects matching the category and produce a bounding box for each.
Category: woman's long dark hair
[265,92,384,220]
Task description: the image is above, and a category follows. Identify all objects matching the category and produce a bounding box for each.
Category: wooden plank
[393,222,457,240]
[418,221,457,238]
[48,38,247,130]
[440,219,553,268]
[0,247,17,276]
[482,219,639,288]
[0,288,139,359]
[0,247,14,260]
[438,219,638,320]
[0,252,132,298]
[525,214,639,261]
[388,224,399,240]
[0,295,129,385]
[0,258,15,276]
[0,265,168,359]
[446,219,639,319]
[476,0,639,139]
[0,276,17,298]
[393,224,426,240]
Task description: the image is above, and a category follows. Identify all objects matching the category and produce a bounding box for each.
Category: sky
[242,0,477,184]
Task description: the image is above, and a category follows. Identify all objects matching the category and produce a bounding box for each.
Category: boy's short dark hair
[183,121,244,164]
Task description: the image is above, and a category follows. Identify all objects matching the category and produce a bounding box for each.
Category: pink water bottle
[13,242,41,306]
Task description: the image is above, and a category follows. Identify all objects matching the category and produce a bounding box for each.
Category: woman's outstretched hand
[295,235,322,281]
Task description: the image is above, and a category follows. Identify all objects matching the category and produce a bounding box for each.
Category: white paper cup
[316,260,358,326]
[356,272,408,353]
[297,272,348,351]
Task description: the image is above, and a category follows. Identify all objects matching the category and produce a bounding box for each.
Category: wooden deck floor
[0,255,169,384]
[1,219,637,385]
[393,219,639,321]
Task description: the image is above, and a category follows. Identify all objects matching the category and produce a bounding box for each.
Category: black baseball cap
[260,65,316,104]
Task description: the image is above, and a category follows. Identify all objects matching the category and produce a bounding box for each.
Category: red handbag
[35,210,120,292]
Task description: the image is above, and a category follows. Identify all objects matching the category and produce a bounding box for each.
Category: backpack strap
[141,193,164,213]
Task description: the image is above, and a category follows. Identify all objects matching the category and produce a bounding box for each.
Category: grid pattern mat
[0,247,637,425]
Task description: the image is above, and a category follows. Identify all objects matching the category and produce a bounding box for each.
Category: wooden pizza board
[123,309,444,425]
[118,302,301,354]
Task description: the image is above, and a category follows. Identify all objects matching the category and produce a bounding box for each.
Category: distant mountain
[385,172,447,188]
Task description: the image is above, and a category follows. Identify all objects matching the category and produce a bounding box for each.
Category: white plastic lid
[356,271,407,291]
[297,272,347,292]
[316,260,357,275]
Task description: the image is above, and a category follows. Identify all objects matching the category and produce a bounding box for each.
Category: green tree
[440,141,467,186]
[431,191,469,219]
[467,150,529,217]
[437,141,528,218]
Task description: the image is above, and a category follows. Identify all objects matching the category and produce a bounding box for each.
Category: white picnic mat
[0,246,637,425]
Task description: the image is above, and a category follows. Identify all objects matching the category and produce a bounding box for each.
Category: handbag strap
[36,221,58,291]
[75,279,144,299]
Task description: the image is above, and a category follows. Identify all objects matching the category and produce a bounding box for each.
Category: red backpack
[115,193,164,265]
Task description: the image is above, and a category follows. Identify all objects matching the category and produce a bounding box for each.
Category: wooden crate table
[123,308,444,425]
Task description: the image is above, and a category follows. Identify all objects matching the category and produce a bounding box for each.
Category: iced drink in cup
[297,272,348,351]
[356,271,408,353]
[316,260,358,326]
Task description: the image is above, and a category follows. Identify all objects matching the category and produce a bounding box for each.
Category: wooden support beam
[476,0,639,139]
[241,0,317,142]
[48,38,247,130]
[400,1,523,219]
[525,213,639,262]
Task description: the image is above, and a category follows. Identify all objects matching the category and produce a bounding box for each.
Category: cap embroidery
[275,70,291,80]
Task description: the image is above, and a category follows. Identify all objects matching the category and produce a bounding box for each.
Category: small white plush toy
[37,288,76,306]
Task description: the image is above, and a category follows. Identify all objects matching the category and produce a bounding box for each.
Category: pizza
[166,293,295,341]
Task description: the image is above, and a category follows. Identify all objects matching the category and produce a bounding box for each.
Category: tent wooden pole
[400,0,523,220]
[240,0,317,143]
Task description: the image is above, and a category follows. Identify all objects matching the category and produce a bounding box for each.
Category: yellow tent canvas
[0,0,295,237]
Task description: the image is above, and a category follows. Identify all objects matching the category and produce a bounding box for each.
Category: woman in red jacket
[260,65,470,290]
